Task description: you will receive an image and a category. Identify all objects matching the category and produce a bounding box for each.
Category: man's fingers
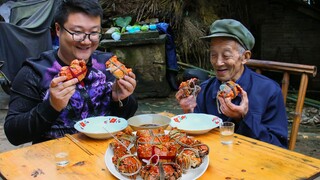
[242,89,248,100]
[175,90,184,101]
[119,72,136,92]
[224,97,236,110]
[50,76,66,88]
[50,77,78,89]
[239,89,248,107]
[117,79,134,94]
[217,96,226,107]
[54,85,76,98]
[112,75,137,101]
[127,72,136,79]
[64,87,76,99]
[220,105,226,114]
[123,74,136,86]
[63,85,77,96]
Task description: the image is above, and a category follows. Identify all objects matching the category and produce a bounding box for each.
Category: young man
[176,19,288,148]
[4,0,138,145]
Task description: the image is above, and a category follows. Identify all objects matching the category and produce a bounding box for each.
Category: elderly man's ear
[242,50,251,64]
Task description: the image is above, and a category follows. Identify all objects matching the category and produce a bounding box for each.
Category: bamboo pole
[287,94,320,108]
[289,73,308,150]
[282,72,290,104]
[247,59,317,77]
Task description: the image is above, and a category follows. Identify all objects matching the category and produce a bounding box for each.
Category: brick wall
[248,0,320,97]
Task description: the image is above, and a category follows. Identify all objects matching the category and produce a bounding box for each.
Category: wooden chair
[246,59,317,150]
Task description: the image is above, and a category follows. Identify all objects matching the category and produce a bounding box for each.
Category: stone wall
[100,34,171,99]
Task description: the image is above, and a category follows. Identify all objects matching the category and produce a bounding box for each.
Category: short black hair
[54,0,103,26]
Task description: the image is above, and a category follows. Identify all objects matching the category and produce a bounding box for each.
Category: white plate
[74,116,128,139]
[170,113,222,135]
[104,145,209,180]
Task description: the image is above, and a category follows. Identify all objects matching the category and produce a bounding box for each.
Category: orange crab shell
[178,78,199,98]
[105,55,132,79]
[59,59,87,81]
[217,81,242,99]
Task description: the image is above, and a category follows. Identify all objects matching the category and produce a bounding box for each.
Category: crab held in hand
[59,59,87,82]
[178,78,201,99]
[217,81,242,99]
[216,81,242,114]
[105,55,132,79]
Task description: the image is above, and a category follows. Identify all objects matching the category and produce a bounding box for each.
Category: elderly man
[176,19,288,148]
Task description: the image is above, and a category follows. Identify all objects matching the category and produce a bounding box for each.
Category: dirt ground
[0,89,319,159]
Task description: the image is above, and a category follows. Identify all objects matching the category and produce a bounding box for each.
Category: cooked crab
[137,140,177,163]
[110,127,210,179]
[59,59,87,82]
[175,148,202,172]
[105,55,132,79]
[216,80,242,113]
[177,78,201,100]
[140,162,182,180]
[116,154,142,179]
[217,80,242,99]
[136,128,166,138]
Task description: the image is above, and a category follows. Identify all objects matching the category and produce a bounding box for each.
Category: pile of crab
[109,127,210,179]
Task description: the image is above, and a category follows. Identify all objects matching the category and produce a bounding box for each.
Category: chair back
[246,59,317,150]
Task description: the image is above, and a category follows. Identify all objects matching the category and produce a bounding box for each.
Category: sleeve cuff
[111,97,130,107]
[37,100,60,122]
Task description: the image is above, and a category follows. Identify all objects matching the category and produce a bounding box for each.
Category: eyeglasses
[61,26,102,42]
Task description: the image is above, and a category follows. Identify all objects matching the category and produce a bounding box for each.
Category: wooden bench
[246,59,317,150]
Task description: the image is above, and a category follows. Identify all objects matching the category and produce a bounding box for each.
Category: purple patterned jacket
[4,49,137,145]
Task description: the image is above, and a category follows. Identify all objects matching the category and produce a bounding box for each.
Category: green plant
[114,16,132,33]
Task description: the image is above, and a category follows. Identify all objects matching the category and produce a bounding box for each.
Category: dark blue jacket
[195,66,288,148]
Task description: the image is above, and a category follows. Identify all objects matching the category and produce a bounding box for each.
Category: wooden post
[282,72,290,104]
[289,73,308,150]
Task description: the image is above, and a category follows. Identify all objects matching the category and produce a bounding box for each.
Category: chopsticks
[65,134,94,156]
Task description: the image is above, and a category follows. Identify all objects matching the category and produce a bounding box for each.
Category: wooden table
[0,129,319,180]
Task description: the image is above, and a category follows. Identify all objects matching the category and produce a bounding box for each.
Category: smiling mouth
[77,46,90,50]
[216,69,228,73]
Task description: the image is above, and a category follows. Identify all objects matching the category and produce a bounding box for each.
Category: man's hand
[175,89,197,113]
[112,72,136,102]
[217,87,249,121]
[49,76,78,112]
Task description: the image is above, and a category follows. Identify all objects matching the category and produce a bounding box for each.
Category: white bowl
[127,114,171,131]
[170,113,222,135]
[74,116,128,139]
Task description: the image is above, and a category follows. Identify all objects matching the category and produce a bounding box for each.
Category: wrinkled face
[56,12,101,65]
[210,37,249,82]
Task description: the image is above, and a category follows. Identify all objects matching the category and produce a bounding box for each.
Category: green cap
[201,19,255,50]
